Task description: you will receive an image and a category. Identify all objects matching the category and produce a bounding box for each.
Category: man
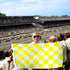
[65,33,70,70]
[30,32,44,44]
[49,36,56,43]
[29,32,44,70]
[49,36,65,50]
[48,36,65,70]
[6,32,43,70]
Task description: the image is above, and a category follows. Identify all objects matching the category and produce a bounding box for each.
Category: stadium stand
[0,16,70,70]
[0,16,70,43]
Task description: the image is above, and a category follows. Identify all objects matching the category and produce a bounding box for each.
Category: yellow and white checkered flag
[12,42,63,69]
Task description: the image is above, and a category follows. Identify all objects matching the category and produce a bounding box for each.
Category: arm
[6,64,10,70]
[6,56,12,70]
[12,61,15,69]
[0,67,2,70]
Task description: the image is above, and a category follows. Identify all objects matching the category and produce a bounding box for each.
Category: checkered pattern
[12,42,63,69]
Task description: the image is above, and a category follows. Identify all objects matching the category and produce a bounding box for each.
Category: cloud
[21,0,36,3]
[0,2,15,7]
[0,0,70,16]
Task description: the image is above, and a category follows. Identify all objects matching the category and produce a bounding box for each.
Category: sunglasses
[49,39,56,42]
[33,35,40,38]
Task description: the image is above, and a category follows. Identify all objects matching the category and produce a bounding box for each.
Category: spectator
[6,56,14,70]
[5,53,27,70]
[29,32,44,70]
[0,51,15,70]
[57,33,65,41]
[48,36,65,70]
[49,36,56,43]
[30,32,44,44]
[64,33,70,70]
[6,56,26,70]
[56,33,67,63]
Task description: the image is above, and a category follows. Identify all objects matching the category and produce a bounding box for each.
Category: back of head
[4,51,10,57]
[4,51,12,57]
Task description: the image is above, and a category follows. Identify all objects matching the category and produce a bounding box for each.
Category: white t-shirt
[1,57,13,70]
[66,38,70,50]
[0,61,2,66]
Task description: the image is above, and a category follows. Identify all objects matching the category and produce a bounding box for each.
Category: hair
[4,51,12,57]
[32,32,41,40]
[4,51,10,57]
[32,32,40,36]
[65,33,70,38]
[57,33,64,41]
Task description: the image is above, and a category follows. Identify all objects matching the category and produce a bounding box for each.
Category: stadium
[0,16,70,54]
[0,16,70,70]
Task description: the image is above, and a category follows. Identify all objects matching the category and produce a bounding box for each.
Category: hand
[62,45,65,51]
[7,56,13,64]
[10,48,13,53]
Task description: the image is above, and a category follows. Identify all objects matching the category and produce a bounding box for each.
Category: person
[6,57,27,70]
[57,33,65,41]
[30,32,44,44]
[29,32,44,70]
[64,33,70,70]
[6,49,28,70]
[49,36,56,43]
[48,36,65,70]
[56,33,67,70]
[6,32,43,70]
[6,56,15,70]
[0,51,15,70]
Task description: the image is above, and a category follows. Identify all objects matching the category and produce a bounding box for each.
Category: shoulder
[39,40,44,43]
[1,57,8,63]
[1,57,9,67]
[66,38,70,42]
[29,42,34,45]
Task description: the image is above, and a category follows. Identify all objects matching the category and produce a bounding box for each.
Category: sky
[0,0,70,16]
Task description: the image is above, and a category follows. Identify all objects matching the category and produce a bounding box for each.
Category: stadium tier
[0,16,37,26]
[0,16,70,38]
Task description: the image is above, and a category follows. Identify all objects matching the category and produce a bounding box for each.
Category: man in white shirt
[65,34,70,70]
[66,38,70,51]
